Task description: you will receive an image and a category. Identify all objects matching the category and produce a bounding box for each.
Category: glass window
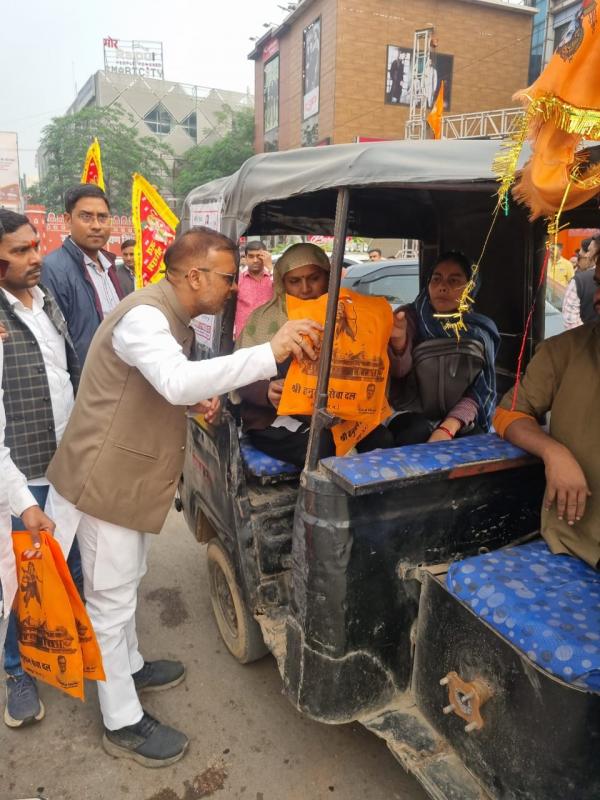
[181,112,197,140]
[356,273,419,305]
[144,103,173,135]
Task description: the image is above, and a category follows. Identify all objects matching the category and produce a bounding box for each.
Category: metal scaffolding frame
[405,27,433,141]
[442,107,525,140]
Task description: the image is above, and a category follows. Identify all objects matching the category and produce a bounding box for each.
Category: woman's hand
[427,417,462,443]
[267,379,284,409]
[390,310,408,353]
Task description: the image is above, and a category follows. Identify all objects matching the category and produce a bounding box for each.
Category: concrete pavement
[0,510,427,800]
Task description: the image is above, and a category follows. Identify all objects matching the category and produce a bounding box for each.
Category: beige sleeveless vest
[47,280,194,533]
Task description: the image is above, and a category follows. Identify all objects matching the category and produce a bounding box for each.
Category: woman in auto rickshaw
[388,250,500,446]
[235,242,394,466]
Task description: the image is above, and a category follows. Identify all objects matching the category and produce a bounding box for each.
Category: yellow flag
[427,81,445,140]
[131,173,179,289]
[81,138,105,192]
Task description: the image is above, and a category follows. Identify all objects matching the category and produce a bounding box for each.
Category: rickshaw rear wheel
[206,540,268,664]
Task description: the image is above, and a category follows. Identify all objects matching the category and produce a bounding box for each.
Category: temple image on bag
[17,616,77,654]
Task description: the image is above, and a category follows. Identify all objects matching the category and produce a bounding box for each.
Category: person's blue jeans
[4,484,83,678]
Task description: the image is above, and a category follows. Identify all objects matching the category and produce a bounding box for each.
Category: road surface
[0,510,428,800]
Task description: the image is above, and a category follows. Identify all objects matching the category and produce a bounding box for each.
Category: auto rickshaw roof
[183,139,539,238]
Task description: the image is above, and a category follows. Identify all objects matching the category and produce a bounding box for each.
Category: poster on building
[303,18,321,120]
[384,46,453,110]
[190,201,222,232]
[0,132,21,210]
[264,55,280,133]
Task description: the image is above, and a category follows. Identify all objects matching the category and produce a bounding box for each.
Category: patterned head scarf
[236,243,330,348]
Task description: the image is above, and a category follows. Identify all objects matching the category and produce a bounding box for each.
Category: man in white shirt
[45,226,321,767]
[0,315,56,663]
[0,209,80,727]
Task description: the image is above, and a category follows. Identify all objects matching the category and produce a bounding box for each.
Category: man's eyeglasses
[76,212,111,224]
[194,267,236,285]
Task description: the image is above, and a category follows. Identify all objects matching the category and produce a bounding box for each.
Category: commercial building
[528,0,588,82]
[249,0,536,152]
[65,70,253,158]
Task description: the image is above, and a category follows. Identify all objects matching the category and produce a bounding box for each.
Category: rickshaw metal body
[179,140,600,800]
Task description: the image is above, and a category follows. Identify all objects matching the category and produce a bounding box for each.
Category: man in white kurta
[46,227,321,768]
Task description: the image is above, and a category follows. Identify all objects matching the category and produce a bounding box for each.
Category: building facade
[38,71,253,203]
[249,0,536,152]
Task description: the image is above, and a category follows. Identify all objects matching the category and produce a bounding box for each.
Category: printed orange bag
[12,531,105,699]
[279,289,393,455]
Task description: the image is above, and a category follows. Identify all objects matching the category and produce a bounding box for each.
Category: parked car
[343,259,564,338]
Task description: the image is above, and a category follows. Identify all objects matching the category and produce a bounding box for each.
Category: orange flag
[427,81,445,140]
[131,173,179,289]
[81,138,105,192]
[496,6,600,219]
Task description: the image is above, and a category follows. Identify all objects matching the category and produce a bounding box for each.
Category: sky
[0,0,287,177]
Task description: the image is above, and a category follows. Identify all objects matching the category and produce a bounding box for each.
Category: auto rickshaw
[177,139,600,800]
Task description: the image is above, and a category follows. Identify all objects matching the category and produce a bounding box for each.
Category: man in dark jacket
[41,185,123,365]
[116,238,136,296]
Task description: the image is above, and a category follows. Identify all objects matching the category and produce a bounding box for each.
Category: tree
[29,107,174,214]
[174,107,255,201]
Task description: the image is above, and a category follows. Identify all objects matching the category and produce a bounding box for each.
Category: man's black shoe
[132,660,186,693]
[103,711,188,767]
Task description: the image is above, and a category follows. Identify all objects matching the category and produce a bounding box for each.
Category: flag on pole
[81,138,105,192]
[427,81,445,140]
[495,5,600,219]
[131,173,179,289]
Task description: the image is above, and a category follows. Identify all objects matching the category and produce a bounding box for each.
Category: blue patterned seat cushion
[240,440,300,478]
[447,541,600,691]
[321,433,529,495]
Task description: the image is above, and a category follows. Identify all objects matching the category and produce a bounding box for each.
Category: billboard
[103,37,164,79]
[384,46,453,110]
[264,54,280,133]
[0,132,21,210]
[302,18,321,120]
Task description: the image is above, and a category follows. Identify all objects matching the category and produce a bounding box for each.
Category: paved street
[0,509,427,800]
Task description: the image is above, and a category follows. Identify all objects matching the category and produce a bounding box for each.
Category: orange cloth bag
[11,531,105,699]
[279,289,393,455]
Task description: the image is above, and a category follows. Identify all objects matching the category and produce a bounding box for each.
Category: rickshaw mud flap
[361,702,490,800]
[281,617,398,724]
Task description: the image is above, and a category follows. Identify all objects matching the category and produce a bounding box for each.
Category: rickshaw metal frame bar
[305,187,350,472]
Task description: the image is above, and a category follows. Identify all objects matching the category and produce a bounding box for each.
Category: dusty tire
[206,540,268,664]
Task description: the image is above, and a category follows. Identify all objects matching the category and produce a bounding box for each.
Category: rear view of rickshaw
[177,140,600,800]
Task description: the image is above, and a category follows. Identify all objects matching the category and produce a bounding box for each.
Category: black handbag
[411,338,485,420]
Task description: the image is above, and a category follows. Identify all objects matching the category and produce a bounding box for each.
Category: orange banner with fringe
[81,138,105,192]
[131,173,179,289]
[496,3,600,219]
[427,81,445,140]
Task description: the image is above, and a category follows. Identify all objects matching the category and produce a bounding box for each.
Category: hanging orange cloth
[278,290,393,455]
[12,532,105,700]
[427,81,445,140]
[496,5,600,218]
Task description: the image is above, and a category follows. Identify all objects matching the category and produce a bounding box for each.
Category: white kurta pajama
[47,303,277,730]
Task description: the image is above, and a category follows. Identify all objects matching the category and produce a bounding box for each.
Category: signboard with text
[103,37,164,80]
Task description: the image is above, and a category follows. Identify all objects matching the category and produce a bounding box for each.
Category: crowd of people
[0,184,598,768]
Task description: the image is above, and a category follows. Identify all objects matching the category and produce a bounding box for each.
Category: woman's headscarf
[409,256,501,431]
[236,243,331,348]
